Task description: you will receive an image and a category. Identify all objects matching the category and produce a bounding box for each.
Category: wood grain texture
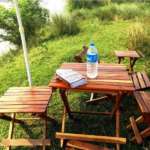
[0,87,52,113]
[49,63,134,92]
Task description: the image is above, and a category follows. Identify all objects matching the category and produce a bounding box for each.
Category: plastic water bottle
[86,42,98,78]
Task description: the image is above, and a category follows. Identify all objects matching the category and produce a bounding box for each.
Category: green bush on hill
[128,21,150,57]
[0,0,49,47]
[39,14,80,40]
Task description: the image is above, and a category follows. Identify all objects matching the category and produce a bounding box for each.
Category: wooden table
[0,86,53,150]
[115,50,140,73]
[49,63,135,150]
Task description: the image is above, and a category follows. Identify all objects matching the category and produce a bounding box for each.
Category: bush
[68,0,109,10]
[0,0,49,47]
[48,15,80,38]
[127,22,150,56]
[95,3,144,21]
[95,4,120,21]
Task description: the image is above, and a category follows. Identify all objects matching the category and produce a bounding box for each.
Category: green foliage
[48,15,80,38]
[0,0,49,47]
[128,22,150,57]
[95,3,143,21]
[68,0,108,10]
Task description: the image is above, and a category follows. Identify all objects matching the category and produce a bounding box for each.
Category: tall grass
[127,22,150,57]
[68,0,109,10]
[95,3,143,21]
[50,15,80,37]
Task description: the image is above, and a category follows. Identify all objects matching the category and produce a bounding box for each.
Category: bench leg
[7,113,16,150]
[127,116,144,130]
[42,111,48,150]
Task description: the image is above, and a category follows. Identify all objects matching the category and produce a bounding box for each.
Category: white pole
[13,0,32,87]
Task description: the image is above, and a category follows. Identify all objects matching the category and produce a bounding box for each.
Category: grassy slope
[0,19,149,149]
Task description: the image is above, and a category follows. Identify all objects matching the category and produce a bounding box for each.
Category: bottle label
[87,52,98,63]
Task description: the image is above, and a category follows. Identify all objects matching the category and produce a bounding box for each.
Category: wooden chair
[74,45,113,104]
[56,132,126,150]
[127,91,150,144]
[131,71,150,91]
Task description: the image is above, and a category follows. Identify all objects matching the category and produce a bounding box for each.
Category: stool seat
[0,87,52,113]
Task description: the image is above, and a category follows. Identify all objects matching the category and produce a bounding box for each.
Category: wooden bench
[127,91,150,144]
[131,71,150,90]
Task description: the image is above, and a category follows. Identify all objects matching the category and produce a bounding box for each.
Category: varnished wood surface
[0,87,52,113]
[49,63,134,92]
[56,132,126,144]
[134,91,150,125]
[67,140,110,150]
[115,50,140,58]
[131,72,150,90]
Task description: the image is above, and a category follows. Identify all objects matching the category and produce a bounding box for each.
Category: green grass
[0,6,150,150]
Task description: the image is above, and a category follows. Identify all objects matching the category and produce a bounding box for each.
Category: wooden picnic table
[49,63,135,150]
[0,86,53,150]
[115,50,140,73]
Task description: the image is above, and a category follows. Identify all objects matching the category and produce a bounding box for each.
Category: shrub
[0,0,49,47]
[127,22,150,56]
[95,4,120,21]
[68,0,108,10]
[119,3,142,20]
[95,3,144,21]
[49,15,80,38]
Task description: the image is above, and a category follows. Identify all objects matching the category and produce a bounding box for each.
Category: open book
[56,69,87,88]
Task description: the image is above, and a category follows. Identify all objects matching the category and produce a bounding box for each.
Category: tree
[0,0,49,47]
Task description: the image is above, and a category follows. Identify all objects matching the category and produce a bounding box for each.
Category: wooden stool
[127,91,150,144]
[0,86,54,150]
[115,50,140,73]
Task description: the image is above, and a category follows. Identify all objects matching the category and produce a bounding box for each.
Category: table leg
[59,89,73,119]
[61,107,66,148]
[129,58,137,73]
[118,57,124,64]
[113,93,122,150]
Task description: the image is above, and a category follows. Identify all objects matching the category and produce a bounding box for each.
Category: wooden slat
[0,95,50,101]
[137,72,146,89]
[132,74,140,90]
[1,139,51,146]
[141,92,150,112]
[134,92,149,113]
[8,86,51,90]
[141,72,150,88]
[0,104,46,109]
[0,108,45,113]
[115,51,140,58]
[129,116,143,144]
[67,140,110,150]
[0,101,48,105]
[5,91,50,96]
[56,133,126,144]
